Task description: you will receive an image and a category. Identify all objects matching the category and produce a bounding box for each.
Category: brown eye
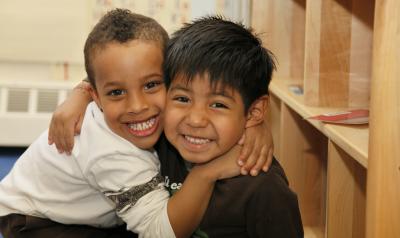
[144,81,163,90]
[211,102,228,109]
[107,89,125,96]
[173,96,190,103]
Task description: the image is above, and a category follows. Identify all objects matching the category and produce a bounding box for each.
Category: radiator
[0,80,76,146]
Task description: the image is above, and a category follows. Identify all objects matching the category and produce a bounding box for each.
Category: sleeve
[87,154,176,238]
[246,171,304,238]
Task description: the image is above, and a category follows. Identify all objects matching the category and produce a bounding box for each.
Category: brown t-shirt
[199,159,303,238]
[155,133,303,238]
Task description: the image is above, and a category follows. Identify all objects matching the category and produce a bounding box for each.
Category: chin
[131,135,159,150]
[180,151,214,164]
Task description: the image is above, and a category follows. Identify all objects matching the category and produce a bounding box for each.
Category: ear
[245,95,269,128]
[89,86,103,111]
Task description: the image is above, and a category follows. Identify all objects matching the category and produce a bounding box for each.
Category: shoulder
[234,159,289,191]
[217,159,297,206]
[232,159,298,207]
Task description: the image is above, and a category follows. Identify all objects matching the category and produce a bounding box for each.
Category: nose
[126,92,149,114]
[185,104,208,128]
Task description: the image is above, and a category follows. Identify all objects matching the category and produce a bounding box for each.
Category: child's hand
[237,121,274,176]
[48,80,92,155]
[197,145,242,181]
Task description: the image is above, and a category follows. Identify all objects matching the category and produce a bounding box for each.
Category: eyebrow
[211,89,236,101]
[169,84,236,102]
[102,81,121,89]
[102,73,164,89]
[169,84,191,93]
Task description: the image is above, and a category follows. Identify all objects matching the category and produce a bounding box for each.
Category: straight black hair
[164,16,276,112]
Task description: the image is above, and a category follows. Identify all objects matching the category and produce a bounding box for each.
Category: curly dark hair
[84,8,169,89]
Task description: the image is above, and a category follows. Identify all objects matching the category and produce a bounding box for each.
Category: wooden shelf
[304,226,324,238]
[253,0,400,237]
[269,78,369,168]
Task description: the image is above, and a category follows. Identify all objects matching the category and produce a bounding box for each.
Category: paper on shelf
[308,109,369,124]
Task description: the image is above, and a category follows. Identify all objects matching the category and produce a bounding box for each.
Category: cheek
[164,106,179,132]
[158,88,167,103]
[102,104,119,120]
[216,116,245,144]
[153,92,167,111]
[164,103,187,140]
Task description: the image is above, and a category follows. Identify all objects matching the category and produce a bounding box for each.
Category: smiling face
[164,73,247,164]
[91,40,166,149]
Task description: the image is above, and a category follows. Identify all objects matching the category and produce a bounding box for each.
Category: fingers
[238,141,273,176]
[241,142,262,176]
[237,134,245,146]
[54,114,67,154]
[54,126,65,154]
[238,136,255,173]
[49,111,72,155]
[240,146,258,175]
[249,145,269,176]
[75,116,83,135]
[262,147,274,172]
[63,121,75,155]
[49,111,64,153]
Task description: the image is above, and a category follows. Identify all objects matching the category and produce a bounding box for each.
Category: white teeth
[128,117,156,131]
[184,135,210,145]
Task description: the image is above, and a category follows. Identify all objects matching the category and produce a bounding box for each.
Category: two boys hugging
[0,9,303,238]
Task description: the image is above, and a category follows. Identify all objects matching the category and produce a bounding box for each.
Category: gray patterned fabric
[104,174,164,213]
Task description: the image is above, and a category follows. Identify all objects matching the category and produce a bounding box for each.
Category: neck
[216,144,242,163]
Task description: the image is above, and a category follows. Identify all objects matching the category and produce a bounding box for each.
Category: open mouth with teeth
[180,134,214,152]
[184,135,211,145]
[127,116,159,137]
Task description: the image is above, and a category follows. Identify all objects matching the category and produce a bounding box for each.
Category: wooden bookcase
[251,0,400,237]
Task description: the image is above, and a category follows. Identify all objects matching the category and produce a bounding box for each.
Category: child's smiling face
[164,73,247,164]
[91,40,166,149]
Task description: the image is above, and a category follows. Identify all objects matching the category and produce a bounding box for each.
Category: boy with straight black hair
[162,16,304,237]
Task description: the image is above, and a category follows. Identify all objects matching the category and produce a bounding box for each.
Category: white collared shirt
[0,102,175,238]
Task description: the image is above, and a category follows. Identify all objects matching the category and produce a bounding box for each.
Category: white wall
[0,0,249,146]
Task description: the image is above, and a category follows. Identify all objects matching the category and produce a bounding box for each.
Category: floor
[0,147,25,180]
[0,147,25,238]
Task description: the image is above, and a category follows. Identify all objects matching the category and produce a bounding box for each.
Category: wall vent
[0,80,76,146]
[37,89,59,113]
[7,88,30,112]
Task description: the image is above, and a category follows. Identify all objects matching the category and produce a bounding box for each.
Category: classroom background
[1,1,399,238]
[0,0,250,175]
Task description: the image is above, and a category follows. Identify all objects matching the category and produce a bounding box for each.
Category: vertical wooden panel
[280,103,327,234]
[367,0,400,237]
[303,0,322,104]
[348,0,374,107]
[251,0,275,47]
[304,0,373,108]
[304,0,350,107]
[289,0,306,80]
[327,141,366,238]
[251,0,305,81]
